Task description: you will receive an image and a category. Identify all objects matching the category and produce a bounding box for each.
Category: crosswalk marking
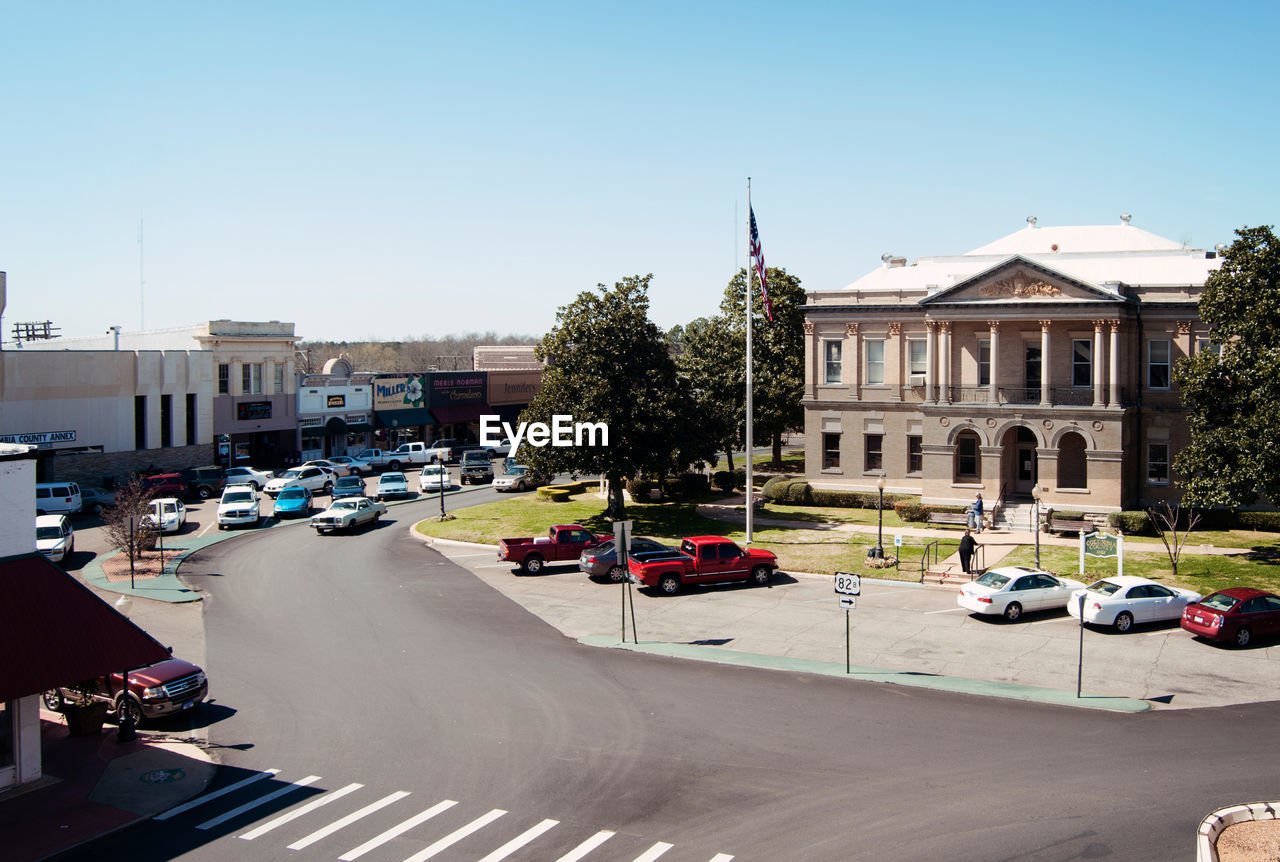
[709,854,735,861]
[288,790,411,850]
[154,768,281,821]
[196,775,322,831]
[339,799,458,861]
[634,841,674,861]
[402,808,507,862]
[556,829,616,862]
[477,818,559,861]
[239,782,363,840]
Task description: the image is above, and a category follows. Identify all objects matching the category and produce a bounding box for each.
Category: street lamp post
[113,595,137,743]
[873,475,886,559]
[1032,484,1042,568]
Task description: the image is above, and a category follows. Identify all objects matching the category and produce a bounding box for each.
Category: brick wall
[43,444,215,489]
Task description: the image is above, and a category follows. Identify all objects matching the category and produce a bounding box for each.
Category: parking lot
[430,538,1280,710]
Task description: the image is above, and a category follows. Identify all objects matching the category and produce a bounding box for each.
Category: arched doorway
[1001,425,1039,496]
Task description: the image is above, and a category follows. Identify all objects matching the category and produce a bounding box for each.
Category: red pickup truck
[628,536,778,595]
[498,524,609,574]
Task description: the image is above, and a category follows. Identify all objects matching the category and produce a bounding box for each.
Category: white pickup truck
[353,444,431,471]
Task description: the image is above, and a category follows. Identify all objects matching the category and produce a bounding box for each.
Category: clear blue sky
[3,1,1277,344]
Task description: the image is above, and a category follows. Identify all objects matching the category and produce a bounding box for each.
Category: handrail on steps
[920,539,986,583]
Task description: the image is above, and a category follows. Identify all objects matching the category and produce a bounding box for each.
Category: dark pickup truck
[498,524,609,574]
[628,535,779,595]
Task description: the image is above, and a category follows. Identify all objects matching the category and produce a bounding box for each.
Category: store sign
[0,429,76,446]
[430,373,485,406]
[237,401,272,421]
[327,394,346,408]
[487,370,543,406]
[374,376,426,410]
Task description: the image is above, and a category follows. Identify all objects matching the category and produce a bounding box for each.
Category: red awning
[0,554,171,702]
[430,404,485,425]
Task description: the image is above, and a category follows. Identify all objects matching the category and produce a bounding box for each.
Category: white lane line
[197,520,217,538]
[239,782,363,840]
[634,842,674,861]
[924,607,965,615]
[288,790,411,850]
[339,799,458,861]
[477,818,560,861]
[402,808,508,862]
[1027,617,1073,626]
[709,855,735,862]
[196,775,322,830]
[154,769,281,821]
[556,830,616,862]
[445,552,499,559]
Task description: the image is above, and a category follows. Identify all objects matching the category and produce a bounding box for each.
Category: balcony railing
[908,385,1130,408]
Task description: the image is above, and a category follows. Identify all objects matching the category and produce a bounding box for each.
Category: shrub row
[760,476,912,509]
[893,502,967,523]
[625,473,712,501]
[536,480,595,502]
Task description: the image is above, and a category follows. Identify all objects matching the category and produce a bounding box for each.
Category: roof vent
[1121,213,1132,225]
[881,252,894,269]
[889,257,907,268]
[1027,216,1038,228]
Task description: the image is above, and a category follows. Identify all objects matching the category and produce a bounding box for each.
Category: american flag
[749,205,773,322]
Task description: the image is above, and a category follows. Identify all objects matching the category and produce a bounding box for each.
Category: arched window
[955,430,981,481]
[1058,432,1087,489]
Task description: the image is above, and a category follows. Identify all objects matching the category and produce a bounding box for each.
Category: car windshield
[1201,593,1241,612]
[223,491,255,503]
[336,479,361,489]
[278,488,307,499]
[279,469,303,480]
[380,474,406,484]
[503,467,526,476]
[975,572,1011,589]
[331,500,358,510]
[1087,580,1123,595]
[36,526,64,540]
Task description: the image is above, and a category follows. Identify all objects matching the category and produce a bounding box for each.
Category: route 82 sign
[834,572,861,596]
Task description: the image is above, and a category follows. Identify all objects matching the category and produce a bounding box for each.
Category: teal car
[272,486,313,519]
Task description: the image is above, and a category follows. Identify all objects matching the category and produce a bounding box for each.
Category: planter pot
[64,701,109,737]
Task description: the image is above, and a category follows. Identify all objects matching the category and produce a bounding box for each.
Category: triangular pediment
[919,256,1123,305]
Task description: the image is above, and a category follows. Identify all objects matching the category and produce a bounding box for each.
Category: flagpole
[745,178,754,545]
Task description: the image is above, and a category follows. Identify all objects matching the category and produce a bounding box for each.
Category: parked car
[140,472,187,498]
[272,486,314,519]
[579,536,671,582]
[498,525,612,574]
[78,486,117,516]
[265,465,335,498]
[1067,575,1202,632]
[179,465,226,500]
[375,471,412,501]
[216,485,260,530]
[419,464,451,494]
[224,466,274,489]
[310,496,387,534]
[957,566,1086,621]
[42,657,208,727]
[627,536,778,595]
[459,450,494,485]
[35,482,83,516]
[325,455,372,476]
[36,514,75,564]
[331,475,366,499]
[301,458,360,477]
[1181,588,1280,647]
[142,498,186,534]
[493,465,548,493]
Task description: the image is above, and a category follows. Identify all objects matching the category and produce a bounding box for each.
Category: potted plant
[61,680,109,736]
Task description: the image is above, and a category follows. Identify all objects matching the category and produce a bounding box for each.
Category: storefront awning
[0,554,170,701]
[430,404,485,425]
[324,417,349,435]
[374,408,434,428]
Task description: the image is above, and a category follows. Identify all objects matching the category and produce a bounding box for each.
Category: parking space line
[1026,617,1073,626]
[924,607,965,615]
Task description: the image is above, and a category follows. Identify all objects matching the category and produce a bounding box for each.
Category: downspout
[1132,300,1143,511]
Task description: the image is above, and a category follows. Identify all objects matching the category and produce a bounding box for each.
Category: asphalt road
[58,490,1280,862]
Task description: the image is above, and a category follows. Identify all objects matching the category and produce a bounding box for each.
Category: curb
[1197,801,1280,861]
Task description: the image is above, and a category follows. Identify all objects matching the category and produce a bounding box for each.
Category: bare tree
[102,478,157,567]
[1146,501,1203,579]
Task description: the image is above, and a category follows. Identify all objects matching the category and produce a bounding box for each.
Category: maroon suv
[141,472,187,498]
[43,657,209,727]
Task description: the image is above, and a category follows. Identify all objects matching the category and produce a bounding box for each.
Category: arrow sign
[839,595,857,609]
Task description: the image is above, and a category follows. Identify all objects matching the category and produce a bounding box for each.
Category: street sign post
[614,520,637,643]
[834,572,861,674]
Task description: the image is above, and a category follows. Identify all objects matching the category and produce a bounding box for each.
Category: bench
[926,512,969,527]
[1049,517,1094,534]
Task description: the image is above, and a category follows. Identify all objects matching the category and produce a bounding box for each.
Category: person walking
[973,493,985,533]
[959,529,979,575]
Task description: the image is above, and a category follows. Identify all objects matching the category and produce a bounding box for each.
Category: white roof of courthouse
[838,220,1222,296]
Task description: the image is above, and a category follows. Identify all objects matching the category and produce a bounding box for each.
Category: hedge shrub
[894,501,930,522]
[679,473,710,498]
[1237,511,1280,532]
[712,471,737,493]
[1108,511,1152,535]
[626,477,653,501]
[761,475,791,500]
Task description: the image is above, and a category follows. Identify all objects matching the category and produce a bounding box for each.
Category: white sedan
[958,566,1086,621]
[375,471,412,501]
[1067,575,1203,632]
[224,465,274,489]
[265,465,336,498]
[418,464,451,493]
[311,496,387,534]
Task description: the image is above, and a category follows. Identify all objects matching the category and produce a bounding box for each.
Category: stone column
[1108,320,1120,406]
[1092,320,1106,407]
[988,320,1001,404]
[887,322,901,400]
[1040,321,1052,406]
[845,322,860,397]
[925,321,937,403]
[938,322,952,404]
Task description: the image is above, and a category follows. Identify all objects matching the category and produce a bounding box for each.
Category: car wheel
[197,486,212,500]
[1113,611,1134,633]
[608,564,625,583]
[516,480,527,492]
[522,555,544,575]
[1234,626,1252,647]
[658,573,681,595]
[92,503,106,517]
[42,689,66,712]
[388,460,402,472]
[218,524,225,531]
[1003,602,1023,622]
[750,565,772,586]
[115,694,144,729]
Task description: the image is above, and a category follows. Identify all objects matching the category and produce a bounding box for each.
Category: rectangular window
[274,363,285,394]
[822,432,840,470]
[823,340,842,384]
[864,434,883,472]
[160,394,172,448]
[1025,344,1042,389]
[1148,340,1171,389]
[866,340,885,385]
[978,339,990,387]
[134,395,147,450]
[1197,337,1222,357]
[957,434,979,478]
[243,363,263,395]
[185,393,197,445]
[908,339,927,376]
[907,436,923,474]
[1072,339,1092,387]
[1148,442,1170,485]
[218,363,230,395]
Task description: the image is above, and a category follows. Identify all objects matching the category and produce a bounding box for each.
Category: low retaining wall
[1197,801,1279,861]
